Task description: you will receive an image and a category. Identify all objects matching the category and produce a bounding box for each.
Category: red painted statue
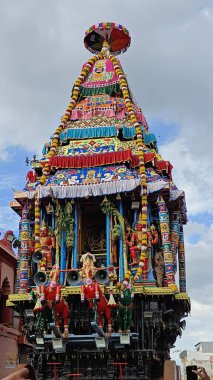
[126,226,139,264]
[147,224,159,247]
[81,276,112,333]
[126,223,149,279]
[40,220,56,266]
[39,268,69,336]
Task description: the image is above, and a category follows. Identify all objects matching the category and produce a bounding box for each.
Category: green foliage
[55,201,74,248]
[112,222,120,239]
[64,201,74,248]
[101,197,125,239]
[100,198,113,215]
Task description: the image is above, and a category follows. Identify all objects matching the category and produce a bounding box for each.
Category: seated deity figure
[80,250,97,279]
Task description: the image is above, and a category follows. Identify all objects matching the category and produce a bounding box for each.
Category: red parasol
[84,22,131,55]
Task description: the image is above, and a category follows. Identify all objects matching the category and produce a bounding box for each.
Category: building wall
[181,350,213,380]
[0,325,20,378]
[0,235,19,379]
[1,262,15,291]
[195,342,213,353]
[0,251,16,326]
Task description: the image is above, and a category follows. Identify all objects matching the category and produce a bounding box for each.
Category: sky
[0,0,213,363]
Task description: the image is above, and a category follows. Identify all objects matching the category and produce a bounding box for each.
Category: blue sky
[0,147,31,237]
[150,118,180,145]
[0,0,213,366]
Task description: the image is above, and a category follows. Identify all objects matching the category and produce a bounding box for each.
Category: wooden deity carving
[147,224,159,247]
[126,226,139,264]
[126,222,148,279]
[80,252,112,333]
[39,220,56,266]
[153,251,165,287]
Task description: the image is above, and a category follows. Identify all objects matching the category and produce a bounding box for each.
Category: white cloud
[170,219,213,356]
[0,0,212,161]
[183,222,213,300]
[191,300,213,318]
[160,137,213,215]
[184,221,206,240]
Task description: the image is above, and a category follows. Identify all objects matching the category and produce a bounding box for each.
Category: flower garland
[108,55,148,282]
[39,53,103,185]
[34,194,41,252]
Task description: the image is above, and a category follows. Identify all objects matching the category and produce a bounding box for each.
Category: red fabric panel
[49,150,133,169]
[144,152,156,163]
[156,161,173,177]
[131,152,155,167]
[49,151,173,177]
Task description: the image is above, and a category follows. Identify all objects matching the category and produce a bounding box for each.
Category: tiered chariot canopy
[10,25,190,379]
[16,22,187,294]
[24,23,185,210]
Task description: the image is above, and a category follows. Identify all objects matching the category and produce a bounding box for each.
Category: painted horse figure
[81,278,112,333]
[39,267,69,336]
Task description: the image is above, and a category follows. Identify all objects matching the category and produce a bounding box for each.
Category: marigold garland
[109,54,148,282]
[34,194,41,252]
[39,53,103,185]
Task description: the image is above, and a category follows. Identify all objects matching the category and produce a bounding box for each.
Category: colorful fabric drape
[50,150,133,168]
[57,137,127,156]
[58,124,154,142]
[70,94,145,123]
[80,58,119,91]
[38,165,141,199]
[60,126,117,141]
[58,115,149,142]
[146,167,169,193]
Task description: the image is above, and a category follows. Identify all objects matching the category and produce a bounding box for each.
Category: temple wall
[1,262,14,291]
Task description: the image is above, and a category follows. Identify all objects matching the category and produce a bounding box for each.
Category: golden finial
[101,40,110,57]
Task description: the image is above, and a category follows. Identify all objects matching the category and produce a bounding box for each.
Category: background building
[180,342,213,380]
[0,231,20,379]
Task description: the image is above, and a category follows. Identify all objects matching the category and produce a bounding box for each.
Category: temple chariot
[8,23,190,380]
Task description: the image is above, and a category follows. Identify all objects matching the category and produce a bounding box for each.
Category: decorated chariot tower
[8,23,190,380]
